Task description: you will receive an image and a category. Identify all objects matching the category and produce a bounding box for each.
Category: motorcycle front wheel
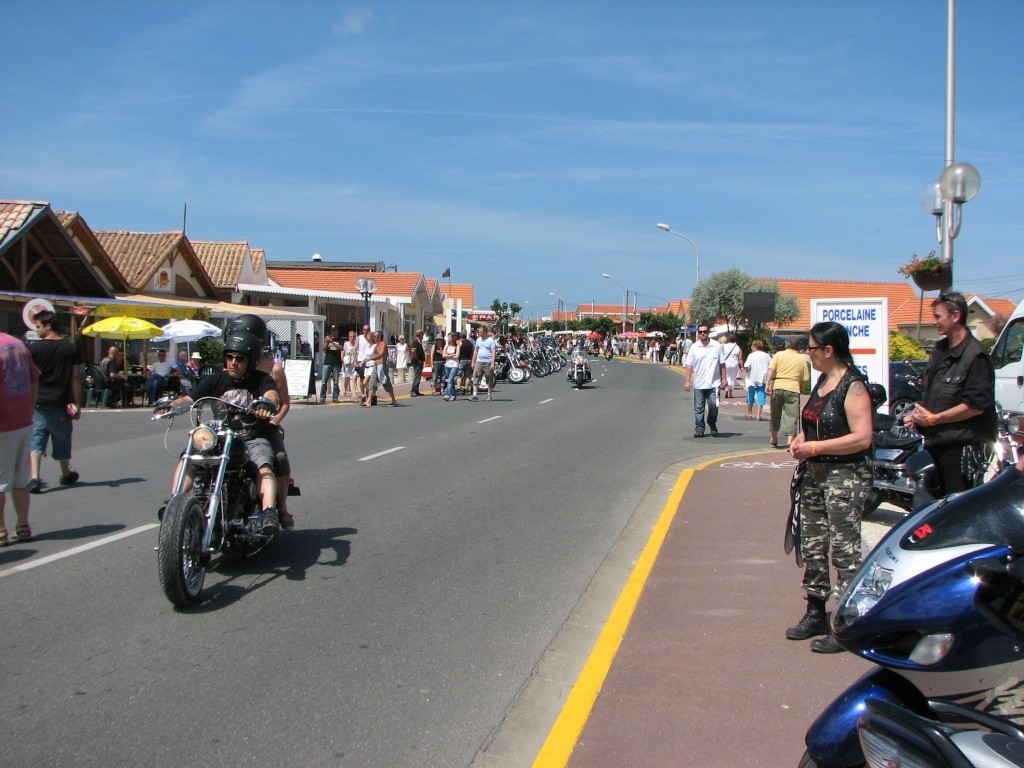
[509,367,526,383]
[157,492,208,607]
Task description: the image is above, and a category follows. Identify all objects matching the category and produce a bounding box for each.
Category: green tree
[638,312,683,336]
[490,299,523,334]
[690,270,800,330]
[590,315,617,337]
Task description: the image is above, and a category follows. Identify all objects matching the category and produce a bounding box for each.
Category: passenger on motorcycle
[159,330,283,534]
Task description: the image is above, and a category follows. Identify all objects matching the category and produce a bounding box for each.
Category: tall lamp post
[602,273,628,335]
[920,0,980,286]
[357,277,376,329]
[549,292,568,331]
[656,223,701,286]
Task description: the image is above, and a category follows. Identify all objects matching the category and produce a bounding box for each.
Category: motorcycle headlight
[835,560,894,630]
[190,426,217,453]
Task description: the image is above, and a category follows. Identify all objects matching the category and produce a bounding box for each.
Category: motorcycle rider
[225,314,296,530]
[159,330,283,534]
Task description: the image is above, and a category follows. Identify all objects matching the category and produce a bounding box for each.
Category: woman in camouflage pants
[785,322,874,654]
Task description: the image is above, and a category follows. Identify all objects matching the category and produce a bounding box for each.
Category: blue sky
[4,2,1023,315]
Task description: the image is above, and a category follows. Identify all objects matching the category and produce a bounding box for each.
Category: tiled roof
[767,278,921,330]
[191,240,251,288]
[0,200,47,249]
[975,296,1018,320]
[267,268,423,298]
[439,282,475,307]
[425,278,438,296]
[250,248,265,272]
[95,231,186,290]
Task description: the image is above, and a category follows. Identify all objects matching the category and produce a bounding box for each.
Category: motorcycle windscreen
[900,467,1024,552]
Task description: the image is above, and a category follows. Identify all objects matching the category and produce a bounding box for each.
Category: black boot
[810,634,844,654]
[785,595,828,640]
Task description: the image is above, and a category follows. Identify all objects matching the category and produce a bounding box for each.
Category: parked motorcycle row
[800,405,1024,767]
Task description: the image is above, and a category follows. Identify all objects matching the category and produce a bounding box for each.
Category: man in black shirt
[409,330,426,396]
[905,291,996,495]
[160,331,282,533]
[28,310,81,493]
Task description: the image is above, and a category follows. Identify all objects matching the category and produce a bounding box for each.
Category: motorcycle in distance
[567,346,592,389]
[152,394,279,608]
[799,463,1024,767]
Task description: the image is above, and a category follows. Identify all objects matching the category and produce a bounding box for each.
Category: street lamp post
[602,273,628,335]
[356,277,376,329]
[656,223,700,286]
[549,292,568,331]
[919,0,980,284]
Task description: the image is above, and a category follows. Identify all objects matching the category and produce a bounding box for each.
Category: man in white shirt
[356,324,373,403]
[143,349,180,404]
[683,324,725,438]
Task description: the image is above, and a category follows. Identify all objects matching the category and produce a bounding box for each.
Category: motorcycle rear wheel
[157,492,208,607]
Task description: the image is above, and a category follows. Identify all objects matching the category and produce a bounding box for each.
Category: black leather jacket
[920,333,996,447]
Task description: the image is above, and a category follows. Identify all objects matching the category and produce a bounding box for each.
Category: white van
[991,298,1024,414]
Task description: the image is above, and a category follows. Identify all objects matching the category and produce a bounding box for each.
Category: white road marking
[538,398,554,404]
[0,524,160,579]
[359,446,405,461]
[477,416,501,424]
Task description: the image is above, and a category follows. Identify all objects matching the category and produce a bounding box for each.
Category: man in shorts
[28,310,81,493]
[470,325,498,402]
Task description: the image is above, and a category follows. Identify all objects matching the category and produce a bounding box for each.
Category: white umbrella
[152,319,222,344]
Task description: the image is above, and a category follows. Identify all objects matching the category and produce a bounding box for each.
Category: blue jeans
[320,364,340,401]
[411,362,423,393]
[693,387,719,434]
[444,364,458,398]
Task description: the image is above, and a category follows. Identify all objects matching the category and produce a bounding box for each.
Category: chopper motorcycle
[800,464,1024,767]
[153,395,279,607]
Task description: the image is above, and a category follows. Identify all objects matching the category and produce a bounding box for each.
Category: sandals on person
[279,512,295,531]
[0,528,8,547]
[770,439,778,448]
[13,524,32,543]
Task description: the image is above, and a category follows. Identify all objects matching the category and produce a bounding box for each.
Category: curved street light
[602,273,628,335]
[656,223,700,286]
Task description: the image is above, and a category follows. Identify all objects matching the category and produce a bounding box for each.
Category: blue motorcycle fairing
[837,545,1019,673]
[806,667,931,766]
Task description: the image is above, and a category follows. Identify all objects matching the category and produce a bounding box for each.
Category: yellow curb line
[531,449,780,767]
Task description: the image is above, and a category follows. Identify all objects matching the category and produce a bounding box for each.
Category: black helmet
[867,382,887,410]
[225,314,268,344]
[223,331,263,366]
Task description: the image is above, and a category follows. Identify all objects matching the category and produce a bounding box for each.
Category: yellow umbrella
[81,316,164,372]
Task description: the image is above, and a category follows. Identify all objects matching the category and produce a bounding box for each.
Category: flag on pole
[441,268,451,278]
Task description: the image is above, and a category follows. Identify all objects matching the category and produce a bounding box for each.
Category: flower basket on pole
[898,250,952,292]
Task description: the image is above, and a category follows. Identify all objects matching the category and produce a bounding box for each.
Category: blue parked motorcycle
[801,465,1024,767]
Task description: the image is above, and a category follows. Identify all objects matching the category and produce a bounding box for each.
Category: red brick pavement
[561,457,876,768]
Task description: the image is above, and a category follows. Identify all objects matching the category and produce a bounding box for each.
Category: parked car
[992,297,1024,414]
[888,360,926,420]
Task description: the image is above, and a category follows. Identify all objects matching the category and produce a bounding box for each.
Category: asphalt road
[0,359,771,767]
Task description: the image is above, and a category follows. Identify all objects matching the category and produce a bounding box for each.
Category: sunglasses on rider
[224,353,247,362]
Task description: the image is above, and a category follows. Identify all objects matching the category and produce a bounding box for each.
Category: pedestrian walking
[743,340,771,421]
[409,331,426,396]
[0,331,40,545]
[470,325,497,401]
[394,336,409,384]
[28,309,82,493]
[683,324,725,438]
[766,337,810,449]
[320,326,342,403]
